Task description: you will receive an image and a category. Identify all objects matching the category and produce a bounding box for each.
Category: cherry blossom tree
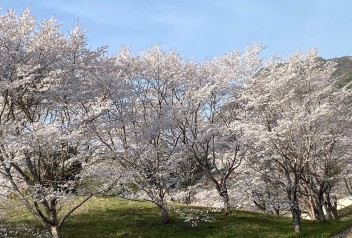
[91,46,194,224]
[240,49,352,232]
[2,8,351,237]
[174,45,263,214]
[0,9,114,238]
[240,159,290,215]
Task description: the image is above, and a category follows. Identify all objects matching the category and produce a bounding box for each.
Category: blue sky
[1,0,351,60]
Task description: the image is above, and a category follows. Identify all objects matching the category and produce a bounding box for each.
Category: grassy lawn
[1,196,352,238]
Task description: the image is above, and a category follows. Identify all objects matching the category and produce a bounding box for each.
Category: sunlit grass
[1,196,352,238]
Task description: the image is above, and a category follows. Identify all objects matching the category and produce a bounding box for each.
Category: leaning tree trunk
[307,198,318,220]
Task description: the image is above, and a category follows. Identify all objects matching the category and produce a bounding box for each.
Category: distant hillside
[329,56,352,88]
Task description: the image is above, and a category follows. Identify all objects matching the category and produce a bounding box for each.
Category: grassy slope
[2,196,352,238]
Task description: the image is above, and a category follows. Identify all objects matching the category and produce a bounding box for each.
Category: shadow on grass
[3,197,352,238]
[60,198,352,238]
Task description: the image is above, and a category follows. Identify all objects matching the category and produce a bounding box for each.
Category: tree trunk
[253,199,267,213]
[323,202,333,221]
[324,192,337,220]
[331,195,339,219]
[274,208,280,216]
[39,202,60,238]
[293,211,301,233]
[222,191,231,214]
[317,204,326,221]
[287,177,301,233]
[307,199,318,220]
[159,205,170,224]
[315,196,326,222]
[50,225,60,238]
[291,203,302,233]
[217,184,231,214]
[185,188,192,204]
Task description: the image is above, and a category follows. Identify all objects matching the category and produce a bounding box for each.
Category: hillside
[326,56,352,88]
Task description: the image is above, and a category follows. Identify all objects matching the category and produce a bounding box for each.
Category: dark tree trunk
[253,200,267,213]
[290,199,302,233]
[292,207,301,233]
[274,207,280,216]
[323,203,333,220]
[324,192,337,220]
[157,194,170,224]
[216,184,231,214]
[222,191,231,214]
[314,196,326,222]
[185,188,192,204]
[159,205,170,224]
[287,172,302,233]
[331,195,339,219]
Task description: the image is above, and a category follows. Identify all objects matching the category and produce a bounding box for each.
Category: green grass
[1,196,352,238]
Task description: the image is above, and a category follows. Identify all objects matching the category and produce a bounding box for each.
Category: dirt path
[330,227,352,238]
